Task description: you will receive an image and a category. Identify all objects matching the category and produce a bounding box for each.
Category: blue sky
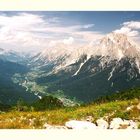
[0,11,140,52]
[37,11,139,32]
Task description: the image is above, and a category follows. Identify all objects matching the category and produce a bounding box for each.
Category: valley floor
[0,99,140,129]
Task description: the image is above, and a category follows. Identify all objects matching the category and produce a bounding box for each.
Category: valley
[12,33,140,103]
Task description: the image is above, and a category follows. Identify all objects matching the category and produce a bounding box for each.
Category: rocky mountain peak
[98,33,140,60]
[32,33,140,74]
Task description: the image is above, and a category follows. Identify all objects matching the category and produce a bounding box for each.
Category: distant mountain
[12,33,140,103]
[0,54,38,105]
[0,48,29,63]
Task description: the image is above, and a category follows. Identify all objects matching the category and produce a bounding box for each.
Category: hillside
[0,87,140,129]
[94,87,140,103]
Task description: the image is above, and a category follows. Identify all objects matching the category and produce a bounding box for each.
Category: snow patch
[135,59,140,74]
[73,62,84,76]
[38,95,42,99]
[73,58,89,76]
[108,67,116,81]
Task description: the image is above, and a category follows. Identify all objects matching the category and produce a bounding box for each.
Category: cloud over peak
[114,21,140,37]
[0,12,103,52]
[0,12,140,53]
[123,21,140,29]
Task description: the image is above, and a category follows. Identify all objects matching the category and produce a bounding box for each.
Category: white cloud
[74,31,104,42]
[83,24,94,29]
[0,13,44,27]
[114,21,140,37]
[114,27,139,37]
[63,37,74,45]
[123,21,140,29]
[0,13,49,52]
[49,37,75,47]
[1,13,140,53]
[0,13,103,52]
[114,27,131,34]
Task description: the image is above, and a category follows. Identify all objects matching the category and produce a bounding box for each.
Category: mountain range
[0,33,140,105]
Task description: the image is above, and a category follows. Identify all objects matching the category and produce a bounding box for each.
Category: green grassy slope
[0,87,140,128]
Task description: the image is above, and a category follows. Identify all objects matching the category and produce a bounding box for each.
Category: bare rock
[96,118,109,129]
[110,118,138,129]
[65,120,97,129]
[127,120,138,129]
[119,120,130,129]
[110,118,124,129]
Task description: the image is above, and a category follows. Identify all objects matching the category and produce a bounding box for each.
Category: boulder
[96,118,109,129]
[110,118,124,129]
[110,118,138,129]
[119,120,130,129]
[127,120,138,129]
[65,120,97,129]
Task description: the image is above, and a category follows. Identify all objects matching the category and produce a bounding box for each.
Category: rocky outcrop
[65,120,97,129]
[43,117,138,129]
[65,118,138,129]
[96,118,109,129]
[110,118,138,129]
